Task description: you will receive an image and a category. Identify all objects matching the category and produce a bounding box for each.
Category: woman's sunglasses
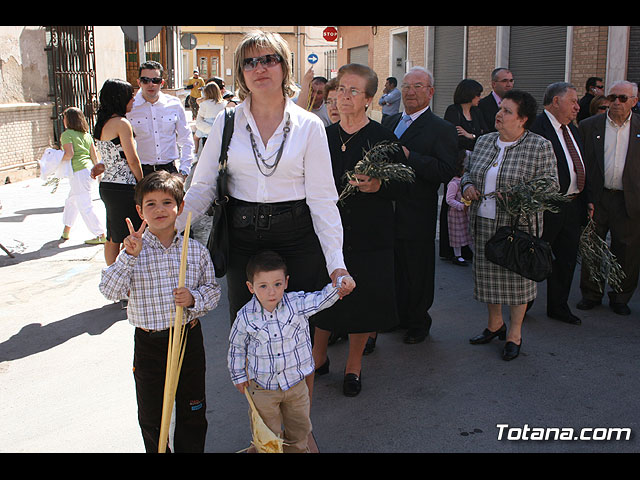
[242,54,282,72]
[139,76,163,85]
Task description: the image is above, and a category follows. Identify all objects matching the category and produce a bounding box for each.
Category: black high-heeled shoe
[469,324,507,344]
[343,371,362,397]
[502,340,522,361]
[315,357,330,376]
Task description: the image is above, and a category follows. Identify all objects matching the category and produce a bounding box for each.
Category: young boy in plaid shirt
[228,250,355,453]
[99,171,221,452]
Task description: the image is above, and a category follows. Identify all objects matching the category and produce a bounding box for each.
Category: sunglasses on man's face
[242,54,282,71]
[139,76,163,85]
[606,94,634,103]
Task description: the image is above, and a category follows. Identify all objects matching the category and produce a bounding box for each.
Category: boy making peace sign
[100,171,221,452]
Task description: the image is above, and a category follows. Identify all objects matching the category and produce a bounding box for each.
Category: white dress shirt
[604,112,632,190]
[127,90,195,174]
[544,110,585,195]
[176,95,346,275]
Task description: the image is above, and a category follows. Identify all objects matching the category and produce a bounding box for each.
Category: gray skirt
[472,215,536,305]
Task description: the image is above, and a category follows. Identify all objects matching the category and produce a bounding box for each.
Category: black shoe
[403,328,427,344]
[469,324,506,344]
[547,309,581,325]
[315,357,330,376]
[502,340,522,361]
[610,303,631,315]
[452,257,468,266]
[576,298,601,310]
[343,372,362,397]
[363,335,377,355]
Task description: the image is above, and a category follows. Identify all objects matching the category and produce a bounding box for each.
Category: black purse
[485,214,553,282]
[206,107,235,278]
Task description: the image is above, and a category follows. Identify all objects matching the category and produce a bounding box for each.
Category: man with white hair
[383,66,458,344]
[577,80,640,315]
[530,81,588,325]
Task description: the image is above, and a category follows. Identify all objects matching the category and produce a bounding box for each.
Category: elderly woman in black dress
[461,90,559,361]
[312,64,408,396]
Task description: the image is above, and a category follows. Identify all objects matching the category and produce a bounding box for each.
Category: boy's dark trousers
[133,320,207,453]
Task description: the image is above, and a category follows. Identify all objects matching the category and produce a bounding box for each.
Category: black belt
[136,318,199,338]
[142,161,176,173]
[229,198,310,230]
[603,188,624,193]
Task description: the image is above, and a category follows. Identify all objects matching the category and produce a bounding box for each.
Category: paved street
[0,176,638,453]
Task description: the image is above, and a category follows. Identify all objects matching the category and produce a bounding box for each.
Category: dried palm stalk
[339,141,415,203]
[158,212,192,453]
[244,388,284,453]
[578,218,625,293]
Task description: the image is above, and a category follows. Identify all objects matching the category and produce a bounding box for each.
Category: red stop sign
[323,27,337,42]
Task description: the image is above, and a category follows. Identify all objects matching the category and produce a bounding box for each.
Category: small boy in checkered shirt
[228,250,354,453]
[99,171,221,452]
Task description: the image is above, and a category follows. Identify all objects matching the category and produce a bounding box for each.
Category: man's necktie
[394,114,412,138]
[561,124,585,192]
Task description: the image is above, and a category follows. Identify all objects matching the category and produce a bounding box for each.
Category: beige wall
[0,26,50,104]
[0,26,126,179]
[94,26,127,92]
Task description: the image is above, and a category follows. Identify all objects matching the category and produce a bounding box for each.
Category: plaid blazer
[462,130,560,236]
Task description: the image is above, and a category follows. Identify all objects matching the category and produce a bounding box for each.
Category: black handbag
[206,107,235,278]
[485,214,553,282]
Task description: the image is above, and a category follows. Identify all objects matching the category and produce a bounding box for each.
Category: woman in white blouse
[194,81,226,153]
[176,31,353,388]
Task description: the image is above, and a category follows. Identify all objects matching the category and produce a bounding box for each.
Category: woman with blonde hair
[176,31,354,432]
[194,81,226,152]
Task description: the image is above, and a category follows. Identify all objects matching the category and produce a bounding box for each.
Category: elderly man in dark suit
[382,66,458,344]
[478,68,514,132]
[577,80,640,315]
[530,82,590,325]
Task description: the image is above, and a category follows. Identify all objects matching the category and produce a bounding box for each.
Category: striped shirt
[99,230,221,330]
[227,279,345,391]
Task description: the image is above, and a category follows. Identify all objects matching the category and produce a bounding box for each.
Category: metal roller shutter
[508,26,567,112]
[432,26,465,118]
[627,26,640,87]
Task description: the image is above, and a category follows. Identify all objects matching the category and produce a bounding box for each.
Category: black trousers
[225,198,328,324]
[580,189,640,305]
[394,237,435,334]
[542,196,585,314]
[133,321,207,453]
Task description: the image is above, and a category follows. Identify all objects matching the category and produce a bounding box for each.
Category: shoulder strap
[216,107,235,203]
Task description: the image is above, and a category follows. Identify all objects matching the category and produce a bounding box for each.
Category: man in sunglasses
[127,60,195,179]
[577,76,604,123]
[577,80,640,316]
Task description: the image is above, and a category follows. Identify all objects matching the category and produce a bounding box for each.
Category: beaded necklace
[246,113,291,177]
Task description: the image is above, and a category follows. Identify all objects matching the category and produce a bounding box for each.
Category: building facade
[339,26,632,121]
[1,26,638,181]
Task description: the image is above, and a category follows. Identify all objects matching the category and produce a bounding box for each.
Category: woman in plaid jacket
[461,90,559,361]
